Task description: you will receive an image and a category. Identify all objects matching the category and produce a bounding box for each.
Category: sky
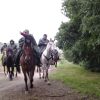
[0,0,69,43]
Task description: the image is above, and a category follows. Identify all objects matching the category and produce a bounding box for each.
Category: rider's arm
[38,39,47,47]
[38,39,43,46]
[21,32,37,46]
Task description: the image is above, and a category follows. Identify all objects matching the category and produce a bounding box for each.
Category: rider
[1,43,8,66]
[15,29,41,72]
[7,40,17,56]
[7,40,17,63]
[38,34,49,55]
[8,40,17,53]
[1,43,7,53]
[15,36,25,73]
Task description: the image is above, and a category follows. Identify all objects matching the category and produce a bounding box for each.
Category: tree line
[56,0,100,71]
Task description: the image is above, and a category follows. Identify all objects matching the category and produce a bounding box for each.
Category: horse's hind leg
[15,67,17,77]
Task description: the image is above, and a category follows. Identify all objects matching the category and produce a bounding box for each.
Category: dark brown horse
[6,48,14,80]
[51,49,59,67]
[20,40,36,92]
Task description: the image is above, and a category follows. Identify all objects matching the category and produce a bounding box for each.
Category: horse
[40,41,55,85]
[1,48,8,75]
[6,48,15,80]
[20,39,36,92]
[51,49,59,67]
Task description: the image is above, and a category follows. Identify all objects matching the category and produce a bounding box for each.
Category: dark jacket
[7,44,17,55]
[38,38,49,54]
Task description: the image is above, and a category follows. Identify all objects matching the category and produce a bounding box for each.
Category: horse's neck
[23,44,33,56]
[43,48,51,57]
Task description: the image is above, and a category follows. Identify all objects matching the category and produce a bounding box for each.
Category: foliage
[56,0,100,71]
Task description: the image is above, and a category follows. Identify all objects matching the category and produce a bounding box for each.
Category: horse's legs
[11,66,14,77]
[30,68,35,88]
[7,67,8,75]
[24,72,28,91]
[7,66,12,80]
[9,67,13,80]
[46,67,51,85]
[38,67,41,79]
[45,67,48,81]
[42,68,45,79]
[15,67,17,77]
[44,68,47,82]
[4,66,6,75]
[37,67,38,72]
[55,61,57,67]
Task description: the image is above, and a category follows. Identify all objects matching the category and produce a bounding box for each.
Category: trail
[0,66,98,100]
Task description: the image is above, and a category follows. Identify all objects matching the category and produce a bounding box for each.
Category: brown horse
[6,48,15,80]
[20,40,36,92]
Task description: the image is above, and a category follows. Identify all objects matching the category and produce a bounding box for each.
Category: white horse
[40,41,55,84]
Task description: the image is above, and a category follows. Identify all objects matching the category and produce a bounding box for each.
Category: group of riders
[1,29,54,73]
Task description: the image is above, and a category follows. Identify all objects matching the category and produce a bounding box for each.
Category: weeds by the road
[50,59,100,98]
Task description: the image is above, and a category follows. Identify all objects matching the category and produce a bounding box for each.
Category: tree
[56,0,100,71]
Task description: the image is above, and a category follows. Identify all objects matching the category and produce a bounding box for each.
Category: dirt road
[0,67,98,100]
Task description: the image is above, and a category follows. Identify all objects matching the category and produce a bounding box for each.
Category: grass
[50,59,100,98]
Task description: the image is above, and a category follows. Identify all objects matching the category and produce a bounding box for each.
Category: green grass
[50,59,100,97]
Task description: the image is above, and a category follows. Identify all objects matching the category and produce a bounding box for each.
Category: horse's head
[46,41,55,52]
[7,48,13,58]
[22,39,33,61]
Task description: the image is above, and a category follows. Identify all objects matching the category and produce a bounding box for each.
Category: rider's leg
[33,46,41,67]
[15,49,22,73]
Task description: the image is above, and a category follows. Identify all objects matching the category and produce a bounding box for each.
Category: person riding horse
[38,34,49,56]
[8,40,17,57]
[7,40,17,63]
[1,43,7,69]
[1,43,7,53]
[15,29,41,73]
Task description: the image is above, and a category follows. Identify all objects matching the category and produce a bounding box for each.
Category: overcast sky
[0,0,69,43]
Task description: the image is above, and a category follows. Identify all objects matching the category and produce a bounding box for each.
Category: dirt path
[0,66,98,100]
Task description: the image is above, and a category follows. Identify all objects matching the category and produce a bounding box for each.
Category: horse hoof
[44,79,47,82]
[47,81,51,85]
[42,76,44,79]
[30,84,34,89]
[25,91,29,94]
